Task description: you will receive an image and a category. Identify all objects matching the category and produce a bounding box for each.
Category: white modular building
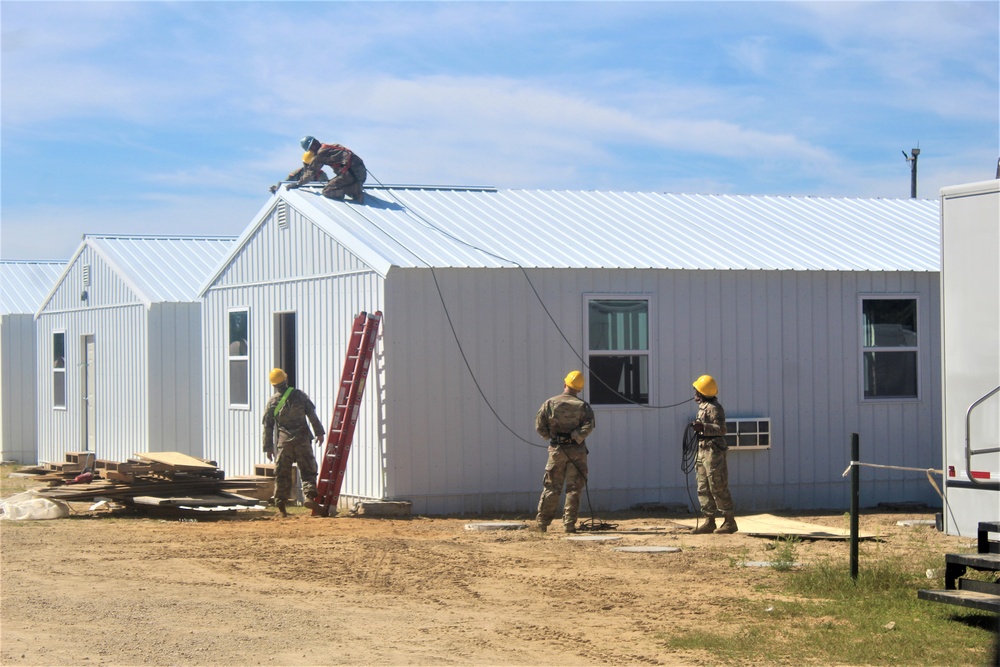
[35,235,236,466]
[202,185,943,516]
[1,260,66,464]
[938,179,999,537]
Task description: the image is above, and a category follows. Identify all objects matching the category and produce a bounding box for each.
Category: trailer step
[917,589,1000,614]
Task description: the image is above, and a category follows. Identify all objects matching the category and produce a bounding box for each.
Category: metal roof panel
[284,187,941,272]
[0,260,66,315]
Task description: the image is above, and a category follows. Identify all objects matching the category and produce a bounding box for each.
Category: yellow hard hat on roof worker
[564,370,585,391]
[269,368,288,385]
[692,374,718,397]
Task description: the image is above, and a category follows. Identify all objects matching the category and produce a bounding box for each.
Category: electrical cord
[296,177,694,529]
[362,171,693,411]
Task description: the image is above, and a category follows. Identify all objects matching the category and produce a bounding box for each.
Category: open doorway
[273,312,297,388]
[82,335,96,454]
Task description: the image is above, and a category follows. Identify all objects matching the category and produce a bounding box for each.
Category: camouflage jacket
[535,392,596,444]
[695,399,727,449]
[262,387,325,451]
[299,143,361,183]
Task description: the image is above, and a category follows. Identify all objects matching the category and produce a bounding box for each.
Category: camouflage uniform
[694,398,734,517]
[534,391,596,530]
[299,143,366,202]
[262,386,325,502]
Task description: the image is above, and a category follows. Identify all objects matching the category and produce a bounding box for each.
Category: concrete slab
[740,561,803,568]
[464,522,527,531]
[613,546,682,553]
[565,535,622,542]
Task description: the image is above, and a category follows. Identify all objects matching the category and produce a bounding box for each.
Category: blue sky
[2,1,997,260]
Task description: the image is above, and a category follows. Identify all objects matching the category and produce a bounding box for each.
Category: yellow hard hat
[302,150,316,164]
[693,374,718,397]
[564,370,585,391]
[269,368,288,385]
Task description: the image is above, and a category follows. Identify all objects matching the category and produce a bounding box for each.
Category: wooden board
[132,452,217,469]
[673,513,878,540]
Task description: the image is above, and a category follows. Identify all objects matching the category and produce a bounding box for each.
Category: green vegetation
[660,550,998,666]
[0,463,36,497]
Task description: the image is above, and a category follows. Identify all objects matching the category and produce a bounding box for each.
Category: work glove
[265,447,275,462]
[269,184,278,194]
[286,182,300,190]
[691,421,705,434]
[314,434,325,447]
[571,429,584,444]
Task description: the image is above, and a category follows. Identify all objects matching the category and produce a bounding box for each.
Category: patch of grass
[660,553,999,666]
[764,535,800,572]
[0,463,37,498]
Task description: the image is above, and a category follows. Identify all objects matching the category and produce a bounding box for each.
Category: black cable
[299,177,693,529]
[362,172,693,411]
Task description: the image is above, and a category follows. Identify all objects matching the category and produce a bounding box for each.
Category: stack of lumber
[12,452,273,514]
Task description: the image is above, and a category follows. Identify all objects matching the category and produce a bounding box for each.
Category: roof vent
[277,202,289,230]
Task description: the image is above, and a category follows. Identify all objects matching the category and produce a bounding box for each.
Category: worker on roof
[690,375,738,534]
[270,152,329,194]
[262,368,325,517]
[532,370,596,534]
[291,135,367,203]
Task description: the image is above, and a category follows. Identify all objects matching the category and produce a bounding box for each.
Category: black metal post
[909,148,920,198]
[850,432,860,582]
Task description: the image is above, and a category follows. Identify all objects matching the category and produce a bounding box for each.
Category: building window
[723,418,771,450]
[53,332,66,408]
[228,309,250,406]
[586,297,650,405]
[862,297,918,399]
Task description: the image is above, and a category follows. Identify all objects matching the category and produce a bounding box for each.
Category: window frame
[583,293,654,407]
[859,294,921,402]
[723,418,772,451]
[228,308,251,409]
[52,330,67,410]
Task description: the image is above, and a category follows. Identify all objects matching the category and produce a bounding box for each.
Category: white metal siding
[1,314,39,463]
[383,267,941,515]
[148,302,204,456]
[202,203,386,495]
[36,304,149,464]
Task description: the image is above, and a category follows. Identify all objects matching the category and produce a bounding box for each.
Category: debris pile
[9,451,273,517]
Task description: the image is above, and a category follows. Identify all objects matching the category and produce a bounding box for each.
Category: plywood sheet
[133,452,216,469]
[674,513,878,540]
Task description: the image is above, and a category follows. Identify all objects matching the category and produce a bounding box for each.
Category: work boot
[716,514,739,534]
[303,498,322,513]
[275,500,288,517]
[692,517,717,534]
[531,521,548,533]
[564,524,577,534]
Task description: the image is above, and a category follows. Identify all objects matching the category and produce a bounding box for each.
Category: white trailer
[939,179,1000,537]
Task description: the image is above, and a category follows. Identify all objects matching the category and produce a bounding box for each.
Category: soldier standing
[262,368,325,517]
[533,370,596,533]
[690,374,738,534]
[294,135,366,203]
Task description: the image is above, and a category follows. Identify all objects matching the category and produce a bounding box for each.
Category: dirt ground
[0,502,988,667]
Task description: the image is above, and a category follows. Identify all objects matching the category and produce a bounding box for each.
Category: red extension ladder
[313,311,382,516]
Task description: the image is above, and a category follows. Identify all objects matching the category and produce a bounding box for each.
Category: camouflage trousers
[695,444,734,516]
[273,439,319,502]
[535,443,588,527]
[322,160,367,201]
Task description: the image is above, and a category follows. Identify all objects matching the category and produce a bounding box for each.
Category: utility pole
[903,148,920,198]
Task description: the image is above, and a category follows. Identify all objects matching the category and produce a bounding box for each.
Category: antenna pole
[905,148,920,198]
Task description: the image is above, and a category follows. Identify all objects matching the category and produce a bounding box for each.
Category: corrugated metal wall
[202,201,387,495]
[148,302,204,456]
[36,245,151,464]
[1,314,39,464]
[383,266,941,514]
